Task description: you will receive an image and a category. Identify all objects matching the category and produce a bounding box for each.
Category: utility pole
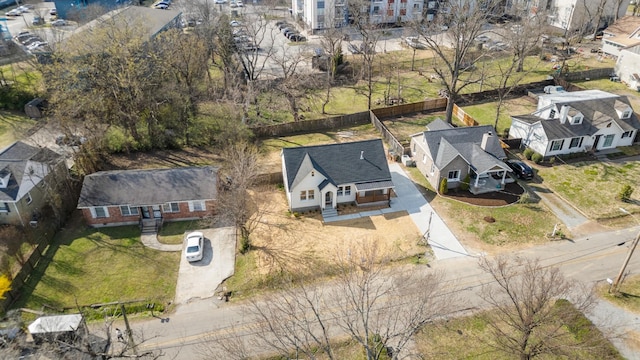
[120,303,138,355]
[611,209,640,294]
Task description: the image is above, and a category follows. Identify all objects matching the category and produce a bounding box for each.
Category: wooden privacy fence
[250,111,371,138]
[452,104,478,127]
[0,235,50,313]
[371,98,447,118]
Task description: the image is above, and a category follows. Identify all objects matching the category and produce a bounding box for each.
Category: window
[0,202,9,213]
[550,139,564,151]
[387,9,394,16]
[549,109,556,119]
[25,192,32,205]
[415,3,421,9]
[345,186,351,196]
[300,191,307,201]
[190,201,205,212]
[622,110,631,119]
[570,115,582,124]
[337,187,344,196]
[120,205,139,216]
[603,134,615,147]
[422,154,427,164]
[164,202,180,213]
[569,137,583,149]
[447,170,460,181]
[373,5,380,14]
[430,163,436,175]
[317,0,324,8]
[92,206,108,219]
[622,130,634,138]
[308,190,315,200]
[400,8,406,15]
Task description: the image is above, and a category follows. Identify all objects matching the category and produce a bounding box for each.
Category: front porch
[468,169,511,195]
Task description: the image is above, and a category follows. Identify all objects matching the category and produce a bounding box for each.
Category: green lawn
[461,97,538,135]
[405,167,561,244]
[414,303,621,360]
[536,160,640,220]
[573,78,640,112]
[599,274,640,314]
[14,218,180,313]
[158,220,207,245]
[0,111,35,148]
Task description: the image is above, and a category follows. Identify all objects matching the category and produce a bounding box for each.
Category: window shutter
[188,201,194,212]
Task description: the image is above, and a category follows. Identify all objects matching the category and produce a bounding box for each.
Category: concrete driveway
[174,227,236,304]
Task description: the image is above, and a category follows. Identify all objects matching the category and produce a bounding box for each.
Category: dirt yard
[249,188,427,275]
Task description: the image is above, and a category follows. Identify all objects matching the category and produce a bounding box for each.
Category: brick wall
[81,200,216,227]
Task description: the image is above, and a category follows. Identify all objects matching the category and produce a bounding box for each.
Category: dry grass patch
[249,188,425,277]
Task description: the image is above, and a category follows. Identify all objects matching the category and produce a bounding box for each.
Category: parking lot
[174,227,236,304]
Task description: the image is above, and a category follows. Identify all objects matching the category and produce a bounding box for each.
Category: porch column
[501,171,506,184]
[474,176,479,187]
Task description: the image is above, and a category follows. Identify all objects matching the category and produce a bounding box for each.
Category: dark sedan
[506,160,534,180]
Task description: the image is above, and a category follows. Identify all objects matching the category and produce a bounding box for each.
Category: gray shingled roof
[420,125,506,163]
[0,142,64,202]
[512,115,598,140]
[77,166,218,208]
[426,118,453,131]
[528,91,640,137]
[282,139,392,190]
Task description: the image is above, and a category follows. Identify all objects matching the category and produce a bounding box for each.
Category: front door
[325,191,333,208]
[152,205,162,218]
[141,207,150,219]
[593,134,602,150]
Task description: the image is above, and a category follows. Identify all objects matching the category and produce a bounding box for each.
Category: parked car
[237,1,244,7]
[285,31,299,39]
[506,160,534,180]
[240,42,259,51]
[277,23,291,30]
[5,9,21,16]
[230,20,241,27]
[49,8,57,15]
[51,19,67,26]
[16,32,33,42]
[404,36,426,49]
[154,1,170,7]
[543,85,566,94]
[27,41,48,50]
[32,16,44,25]
[21,37,43,46]
[184,231,204,262]
[275,20,288,26]
[475,34,490,43]
[154,3,169,9]
[289,34,306,42]
[214,0,227,4]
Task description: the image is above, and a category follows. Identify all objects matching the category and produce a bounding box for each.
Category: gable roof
[77,166,218,208]
[426,118,454,131]
[526,90,640,138]
[282,139,392,190]
[417,125,506,162]
[0,141,64,202]
[603,16,640,37]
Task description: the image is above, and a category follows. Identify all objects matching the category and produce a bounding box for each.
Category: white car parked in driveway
[184,231,204,262]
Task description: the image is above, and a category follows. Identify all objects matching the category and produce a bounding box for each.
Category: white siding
[289,170,325,210]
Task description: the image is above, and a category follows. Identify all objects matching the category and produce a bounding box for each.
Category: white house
[509,90,640,157]
[281,139,394,217]
[602,16,640,58]
[615,43,640,91]
[545,0,629,37]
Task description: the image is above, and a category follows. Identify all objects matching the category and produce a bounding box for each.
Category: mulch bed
[442,182,525,206]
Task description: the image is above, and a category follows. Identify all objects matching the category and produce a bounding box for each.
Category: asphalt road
[122,225,640,359]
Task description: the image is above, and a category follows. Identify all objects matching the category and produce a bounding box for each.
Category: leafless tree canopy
[479,256,596,360]
[202,240,452,359]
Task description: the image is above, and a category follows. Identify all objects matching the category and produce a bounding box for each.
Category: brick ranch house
[77,166,217,231]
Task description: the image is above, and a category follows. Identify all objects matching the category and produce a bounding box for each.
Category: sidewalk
[140,233,182,252]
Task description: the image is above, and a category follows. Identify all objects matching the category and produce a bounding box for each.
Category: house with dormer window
[509,90,640,157]
[281,139,394,218]
[0,141,67,227]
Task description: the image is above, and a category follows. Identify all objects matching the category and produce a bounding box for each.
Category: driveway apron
[388,163,469,260]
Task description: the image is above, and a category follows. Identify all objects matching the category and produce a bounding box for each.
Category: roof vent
[360,151,364,160]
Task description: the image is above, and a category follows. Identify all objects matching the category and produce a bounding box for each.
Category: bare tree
[347,0,383,110]
[318,18,347,114]
[412,0,498,124]
[271,45,315,122]
[479,256,596,360]
[215,141,261,253]
[216,240,451,360]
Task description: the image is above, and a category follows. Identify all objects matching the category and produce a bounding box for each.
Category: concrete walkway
[324,163,469,260]
[140,233,182,252]
[527,182,590,229]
